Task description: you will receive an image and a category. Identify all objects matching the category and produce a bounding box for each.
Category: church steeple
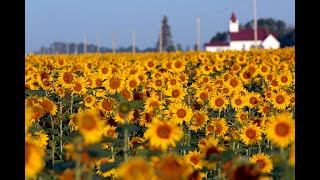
[229,12,239,32]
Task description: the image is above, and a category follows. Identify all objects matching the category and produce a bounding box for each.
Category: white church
[204,12,280,52]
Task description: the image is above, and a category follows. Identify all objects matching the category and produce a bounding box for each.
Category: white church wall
[205,46,230,52]
[229,20,239,32]
[229,40,262,51]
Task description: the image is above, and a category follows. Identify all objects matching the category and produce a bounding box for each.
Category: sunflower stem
[160,89,163,119]
[232,141,235,151]
[50,114,55,166]
[111,145,115,160]
[59,99,63,160]
[218,163,222,180]
[70,94,74,114]
[258,141,261,153]
[123,116,129,162]
[75,138,83,180]
[88,162,93,180]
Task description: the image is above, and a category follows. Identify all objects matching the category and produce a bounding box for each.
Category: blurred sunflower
[186,150,204,170]
[249,153,273,173]
[25,140,44,179]
[103,125,118,138]
[72,77,87,96]
[144,59,157,72]
[30,104,44,122]
[144,119,182,151]
[266,111,295,148]
[240,123,262,146]
[200,137,224,170]
[212,118,229,137]
[236,55,247,65]
[83,94,96,108]
[76,108,105,145]
[116,157,153,180]
[172,58,185,73]
[114,110,134,124]
[126,74,140,91]
[225,74,243,92]
[25,130,49,150]
[144,93,164,113]
[231,63,242,73]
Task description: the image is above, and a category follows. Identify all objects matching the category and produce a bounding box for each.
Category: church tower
[229,12,239,32]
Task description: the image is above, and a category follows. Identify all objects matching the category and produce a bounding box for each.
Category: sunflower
[72,76,87,96]
[276,71,293,87]
[55,86,65,98]
[25,130,49,150]
[172,58,185,73]
[152,153,193,180]
[266,111,295,148]
[165,84,186,103]
[195,88,212,105]
[249,153,273,173]
[271,54,280,64]
[25,140,44,179]
[92,74,106,89]
[129,137,145,149]
[144,58,157,72]
[220,84,233,97]
[209,93,229,112]
[144,93,164,113]
[119,87,133,101]
[258,102,272,117]
[216,52,226,62]
[178,73,189,85]
[39,97,58,116]
[236,55,247,65]
[230,94,246,111]
[231,63,242,73]
[58,68,75,88]
[245,92,262,109]
[162,59,174,72]
[239,69,253,85]
[200,137,224,170]
[186,150,204,170]
[103,125,118,138]
[76,108,105,145]
[114,110,134,124]
[95,157,116,178]
[190,109,208,131]
[103,76,124,94]
[98,97,116,114]
[269,78,281,91]
[39,78,53,91]
[83,94,96,108]
[139,111,156,126]
[245,63,259,78]
[116,157,153,180]
[151,77,165,91]
[30,104,44,122]
[199,63,213,75]
[271,90,290,110]
[236,111,249,124]
[225,74,243,92]
[205,122,215,136]
[126,74,140,91]
[212,118,229,137]
[144,119,182,151]
[170,102,193,125]
[257,63,271,77]
[240,123,262,146]
[166,74,181,88]
[68,113,79,131]
[214,62,224,72]
[98,65,111,77]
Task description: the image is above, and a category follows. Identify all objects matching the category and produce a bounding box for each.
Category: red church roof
[230,28,276,41]
[204,42,229,47]
[230,12,237,22]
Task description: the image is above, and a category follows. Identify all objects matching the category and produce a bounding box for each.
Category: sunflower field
[25,47,295,180]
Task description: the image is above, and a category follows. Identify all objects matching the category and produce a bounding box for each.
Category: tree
[155,15,174,52]
[176,43,183,51]
[210,32,228,42]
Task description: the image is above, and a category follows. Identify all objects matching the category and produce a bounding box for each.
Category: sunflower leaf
[52,161,76,173]
[87,144,112,157]
[100,160,121,172]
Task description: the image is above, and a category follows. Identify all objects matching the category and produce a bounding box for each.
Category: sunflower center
[281,76,288,83]
[109,78,121,89]
[271,79,278,86]
[43,80,51,87]
[261,66,268,72]
[155,80,162,86]
[230,79,238,87]
[245,128,256,139]
[33,107,43,119]
[170,79,177,86]
[239,57,244,61]
[262,106,271,113]
[248,66,256,74]
[121,90,131,100]
[41,100,53,112]
[255,159,266,169]
[149,101,160,109]
[63,73,73,84]
[203,77,209,83]
[214,123,223,135]
[233,65,240,71]
[207,125,214,132]
[235,99,242,106]
[205,146,221,160]
[177,109,187,118]
[172,89,180,98]
[86,97,93,103]
[95,78,103,87]
[204,66,210,71]
[192,113,205,126]
[190,155,200,165]
[240,114,246,121]
[87,78,93,86]
[82,115,97,130]
[275,95,285,104]
[243,72,251,79]
[215,98,224,107]
[129,80,138,88]
[166,62,172,69]
[148,61,154,68]
[200,92,208,100]
[106,130,115,137]
[102,99,113,111]
[175,61,182,68]
[275,122,290,136]
[156,124,171,139]
[102,67,108,74]
[267,75,273,81]
[58,59,64,65]
[179,75,186,82]
[74,82,82,92]
[223,88,229,94]
[87,63,92,69]
[249,97,258,105]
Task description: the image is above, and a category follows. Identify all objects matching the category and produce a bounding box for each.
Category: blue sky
[25,0,295,53]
